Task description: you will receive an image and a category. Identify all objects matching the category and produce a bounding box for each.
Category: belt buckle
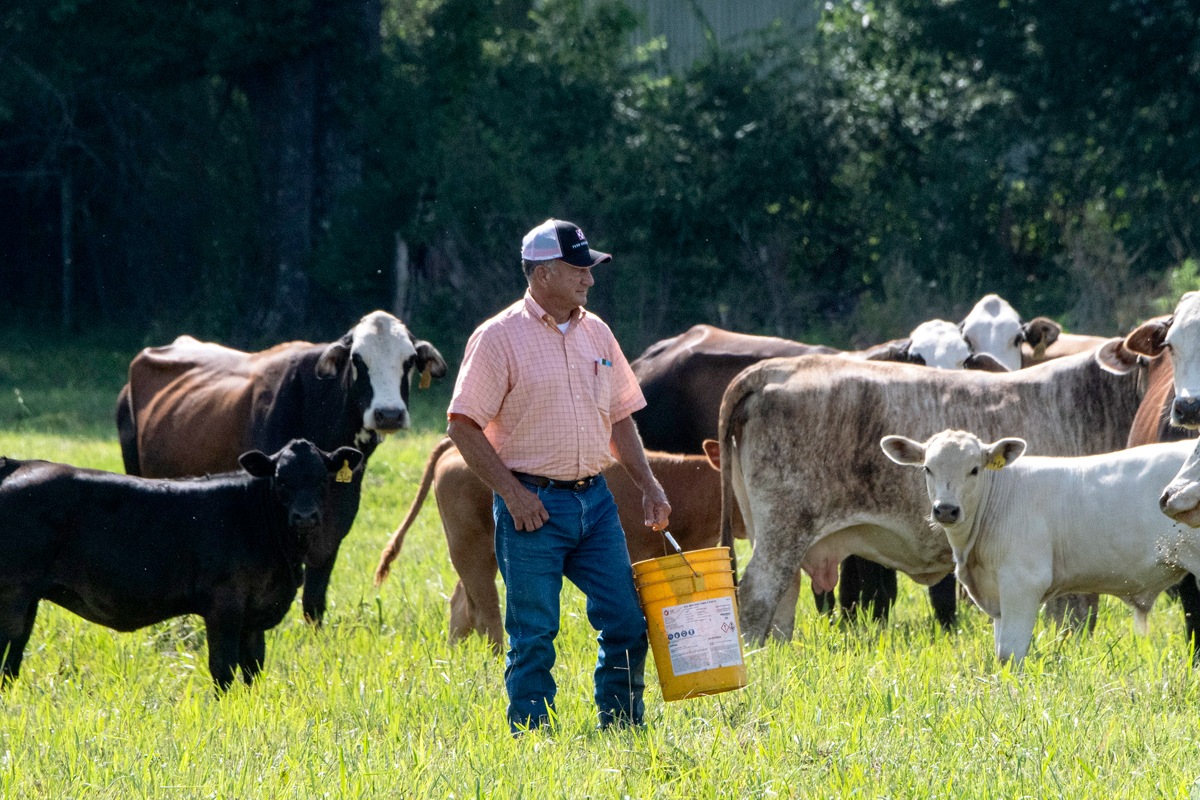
[574,478,587,491]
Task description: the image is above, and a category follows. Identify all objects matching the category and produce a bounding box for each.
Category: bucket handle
[661,530,705,594]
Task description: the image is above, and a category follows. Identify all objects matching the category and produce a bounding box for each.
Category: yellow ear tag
[986,454,1006,470]
[336,460,354,483]
[419,364,432,390]
[1033,342,1047,360]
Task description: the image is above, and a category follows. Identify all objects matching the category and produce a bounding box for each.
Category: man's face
[542,260,595,309]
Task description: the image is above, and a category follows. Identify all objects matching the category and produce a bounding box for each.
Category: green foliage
[1,0,1197,350]
[1155,258,1200,316]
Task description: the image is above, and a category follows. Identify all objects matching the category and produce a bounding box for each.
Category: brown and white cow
[716,345,1149,643]
[630,316,1009,626]
[115,310,447,624]
[373,439,742,652]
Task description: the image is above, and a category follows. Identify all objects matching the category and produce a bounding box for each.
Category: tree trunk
[243,54,317,341]
[61,170,73,333]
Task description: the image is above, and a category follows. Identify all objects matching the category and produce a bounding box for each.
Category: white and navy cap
[521,219,612,267]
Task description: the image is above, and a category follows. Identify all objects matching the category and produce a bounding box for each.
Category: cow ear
[1095,338,1143,374]
[702,439,721,470]
[238,450,276,477]
[983,438,1025,470]
[325,446,364,474]
[880,435,926,466]
[1021,317,1061,348]
[315,336,352,379]
[864,339,911,363]
[962,352,1010,373]
[414,340,448,379]
[1123,315,1173,358]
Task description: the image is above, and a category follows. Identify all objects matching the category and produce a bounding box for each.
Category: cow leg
[0,600,39,685]
[767,572,801,640]
[1177,574,1200,664]
[995,578,1045,667]
[738,537,809,645]
[839,558,898,623]
[1043,593,1100,634]
[927,574,957,630]
[445,519,503,653]
[449,579,503,654]
[239,629,266,686]
[834,557,863,620]
[811,587,836,616]
[204,612,244,693]
[302,552,338,625]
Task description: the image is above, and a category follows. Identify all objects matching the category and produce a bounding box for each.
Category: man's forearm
[447,418,525,501]
[610,416,657,490]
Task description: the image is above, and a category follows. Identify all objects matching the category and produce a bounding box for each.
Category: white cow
[959,293,1062,372]
[881,429,1200,665]
[908,320,978,370]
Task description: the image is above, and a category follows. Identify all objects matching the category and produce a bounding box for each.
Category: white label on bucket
[661,596,743,677]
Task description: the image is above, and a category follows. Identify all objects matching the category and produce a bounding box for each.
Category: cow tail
[719,366,765,588]
[374,437,455,585]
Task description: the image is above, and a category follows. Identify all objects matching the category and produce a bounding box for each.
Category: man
[447,218,671,734]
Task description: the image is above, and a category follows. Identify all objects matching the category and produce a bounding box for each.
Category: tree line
[1,0,1196,359]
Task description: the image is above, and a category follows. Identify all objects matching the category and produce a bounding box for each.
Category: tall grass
[1,351,1200,796]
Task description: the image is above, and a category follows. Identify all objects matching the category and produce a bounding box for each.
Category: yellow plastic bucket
[631,546,747,702]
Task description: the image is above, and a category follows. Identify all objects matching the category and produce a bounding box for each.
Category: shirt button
[580,427,584,431]
[576,394,580,399]
[570,365,574,369]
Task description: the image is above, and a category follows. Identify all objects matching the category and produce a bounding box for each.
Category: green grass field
[2,344,1200,797]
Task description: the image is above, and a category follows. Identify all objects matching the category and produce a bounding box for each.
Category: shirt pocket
[593,361,613,416]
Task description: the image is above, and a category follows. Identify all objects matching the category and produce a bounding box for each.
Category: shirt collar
[523,290,586,331]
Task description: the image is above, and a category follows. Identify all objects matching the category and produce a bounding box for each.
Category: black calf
[0,439,362,690]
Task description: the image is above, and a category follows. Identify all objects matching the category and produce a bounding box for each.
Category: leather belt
[512,471,599,492]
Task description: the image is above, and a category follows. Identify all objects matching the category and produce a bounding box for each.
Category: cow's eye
[970,467,979,476]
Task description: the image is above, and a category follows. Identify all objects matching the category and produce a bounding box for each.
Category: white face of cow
[959,294,1024,372]
[348,311,419,436]
[881,430,1026,535]
[1166,292,1200,428]
[908,320,973,370]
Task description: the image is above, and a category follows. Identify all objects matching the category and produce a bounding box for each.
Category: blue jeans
[494,475,648,732]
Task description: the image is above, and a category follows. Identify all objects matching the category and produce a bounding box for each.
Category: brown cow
[374,439,742,651]
[1021,333,1112,368]
[631,325,838,455]
[116,310,447,624]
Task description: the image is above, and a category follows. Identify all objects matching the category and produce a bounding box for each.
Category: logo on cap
[576,228,585,242]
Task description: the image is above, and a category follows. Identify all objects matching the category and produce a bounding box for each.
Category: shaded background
[2,0,1197,365]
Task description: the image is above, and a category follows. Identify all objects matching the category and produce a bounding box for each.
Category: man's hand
[643,482,671,531]
[503,486,550,532]
[448,416,550,532]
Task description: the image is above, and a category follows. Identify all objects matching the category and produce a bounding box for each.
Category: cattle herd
[5,293,1200,691]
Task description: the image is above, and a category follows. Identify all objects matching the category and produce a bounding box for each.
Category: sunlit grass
[2,426,1200,797]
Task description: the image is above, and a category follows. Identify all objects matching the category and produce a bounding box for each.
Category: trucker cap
[521,219,612,267]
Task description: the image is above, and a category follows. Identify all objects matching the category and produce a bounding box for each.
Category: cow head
[864,320,1010,372]
[881,430,1025,538]
[314,311,448,439]
[959,294,1061,372]
[1119,294,1200,428]
[1161,441,1200,527]
[240,439,364,531]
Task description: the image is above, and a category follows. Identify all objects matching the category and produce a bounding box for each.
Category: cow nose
[1173,396,1200,428]
[290,508,322,528]
[933,503,961,525]
[1161,488,1172,513]
[372,407,406,430]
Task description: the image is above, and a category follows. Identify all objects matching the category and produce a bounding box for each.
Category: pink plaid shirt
[448,291,646,481]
